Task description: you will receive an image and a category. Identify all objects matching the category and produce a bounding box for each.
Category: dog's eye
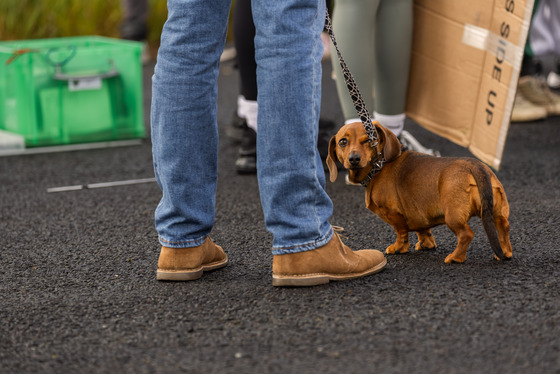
[338,138,348,147]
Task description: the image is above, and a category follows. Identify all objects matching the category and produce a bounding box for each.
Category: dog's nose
[349,152,361,167]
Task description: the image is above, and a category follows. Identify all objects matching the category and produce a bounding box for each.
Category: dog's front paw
[495,252,513,261]
[493,253,513,261]
[415,242,437,251]
[415,231,437,251]
[386,243,409,255]
[386,245,397,255]
[444,253,466,263]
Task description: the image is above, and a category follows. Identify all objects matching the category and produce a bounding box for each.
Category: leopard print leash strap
[324,10,379,147]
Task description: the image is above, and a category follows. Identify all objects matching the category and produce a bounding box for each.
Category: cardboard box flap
[406,0,535,169]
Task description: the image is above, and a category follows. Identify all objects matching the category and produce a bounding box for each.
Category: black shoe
[235,127,257,174]
[226,112,249,144]
[547,60,560,90]
[317,119,335,160]
[235,119,336,174]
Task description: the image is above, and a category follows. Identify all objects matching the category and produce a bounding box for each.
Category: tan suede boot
[157,237,228,281]
[272,232,386,287]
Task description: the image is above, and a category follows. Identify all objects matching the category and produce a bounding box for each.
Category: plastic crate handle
[53,61,119,81]
[46,45,119,81]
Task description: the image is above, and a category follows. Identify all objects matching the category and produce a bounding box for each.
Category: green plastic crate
[0,36,145,147]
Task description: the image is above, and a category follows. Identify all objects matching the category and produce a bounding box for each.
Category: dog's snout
[349,152,361,167]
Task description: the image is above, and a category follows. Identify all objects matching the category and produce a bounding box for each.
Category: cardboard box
[0,36,145,148]
[406,0,535,169]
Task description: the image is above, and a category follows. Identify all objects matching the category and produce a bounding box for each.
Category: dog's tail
[470,161,504,260]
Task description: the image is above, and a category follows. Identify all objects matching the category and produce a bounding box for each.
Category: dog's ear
[326,135,339,182]
[374,121,401,162]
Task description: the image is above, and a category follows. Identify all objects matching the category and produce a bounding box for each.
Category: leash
[324,10,385,187]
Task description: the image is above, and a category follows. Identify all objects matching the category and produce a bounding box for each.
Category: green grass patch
[0,0,167,47]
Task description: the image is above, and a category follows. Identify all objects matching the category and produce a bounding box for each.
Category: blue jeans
[151,0,333,255]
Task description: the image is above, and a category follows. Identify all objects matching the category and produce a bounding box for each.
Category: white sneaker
[345,173,361,186]
[398,131,441,157]
[517,75,560,116]
[547,70,560,90]
[510,90,548,122]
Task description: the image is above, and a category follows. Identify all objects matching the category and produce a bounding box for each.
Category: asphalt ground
[1,55,559,374]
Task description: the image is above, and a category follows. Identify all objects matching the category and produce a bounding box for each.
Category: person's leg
[233,0,258,132]
[120,0,149,41]
[234,0,258,105]
[331,0,378,123]
[369,0,412,137]
[253,0,385,287]
[373,0,412,116]
[254,0,386,282]
[373,0,439,155]
[232,0,258,174]
[253,0,333,253]
[151,0,231,248]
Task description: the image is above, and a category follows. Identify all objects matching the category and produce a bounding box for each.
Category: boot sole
[156,257,228,281]
[272,258,387,287]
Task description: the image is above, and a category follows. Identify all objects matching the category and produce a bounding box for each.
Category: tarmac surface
[1,56,559,374]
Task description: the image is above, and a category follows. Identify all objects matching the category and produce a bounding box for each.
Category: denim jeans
[151,0,333,254]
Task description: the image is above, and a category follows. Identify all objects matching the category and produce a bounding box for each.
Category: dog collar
[360,153,385,187]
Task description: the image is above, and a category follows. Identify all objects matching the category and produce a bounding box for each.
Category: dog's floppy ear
[326,135,339,182]
[374,121,401,162]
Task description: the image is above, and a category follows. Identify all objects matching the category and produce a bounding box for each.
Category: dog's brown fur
[326,121,513,263]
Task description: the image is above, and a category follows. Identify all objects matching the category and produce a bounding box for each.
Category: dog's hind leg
[445,226,474,263]
[439,182,475,263]
[415,229,437,251]
[495,216,512,259]
[495,217,512,260]
[443,204,474,263]
[493,185,513,259]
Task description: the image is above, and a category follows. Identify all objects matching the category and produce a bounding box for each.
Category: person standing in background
[330,0,439,158]
[511,0,560,122]
[120,0,151,63]
[229,0,336,174]
[120,0,148,42]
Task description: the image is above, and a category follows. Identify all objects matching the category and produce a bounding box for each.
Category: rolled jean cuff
[158,235,208,249]
[271,227,334,255]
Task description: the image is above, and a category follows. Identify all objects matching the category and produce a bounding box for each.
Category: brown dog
[326,121,513,263]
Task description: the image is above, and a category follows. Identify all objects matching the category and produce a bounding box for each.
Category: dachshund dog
[326,121,513,263]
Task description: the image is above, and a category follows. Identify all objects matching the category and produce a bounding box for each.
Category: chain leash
[324,10,378,146]
[324,10,384,187]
